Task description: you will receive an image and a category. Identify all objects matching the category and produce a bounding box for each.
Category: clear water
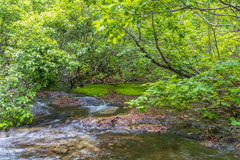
[97,132,236,160]
[0,86,237,159]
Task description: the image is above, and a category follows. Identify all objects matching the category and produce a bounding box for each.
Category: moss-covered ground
[74,83,147,96]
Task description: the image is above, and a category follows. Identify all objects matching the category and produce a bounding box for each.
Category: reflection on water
[0,91,237,159]
[97,132,236,160]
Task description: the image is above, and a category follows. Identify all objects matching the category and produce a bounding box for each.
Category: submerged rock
[98,106,119,114]
[52,147,68,154]
[198,140,220,149]
[235,151,240,159]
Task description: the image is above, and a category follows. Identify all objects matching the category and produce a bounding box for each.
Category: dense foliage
[0,0,239,128]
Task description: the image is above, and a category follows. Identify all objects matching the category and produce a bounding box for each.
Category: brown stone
[51,96,86,107]
[52,147,68,154]
[199,140,220,149]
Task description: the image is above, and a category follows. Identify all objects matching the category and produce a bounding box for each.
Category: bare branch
[219,0,240,11]
[195,11,231,26]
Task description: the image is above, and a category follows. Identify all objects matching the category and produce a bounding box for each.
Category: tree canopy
[0,0,239,128]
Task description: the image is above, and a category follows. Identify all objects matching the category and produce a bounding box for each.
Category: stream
[0,85,237,159]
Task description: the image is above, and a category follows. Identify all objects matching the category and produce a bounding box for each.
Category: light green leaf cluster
[0,0,79,129]
[1,0,240,128]
[128,60,240,119]
[85,0,240,123]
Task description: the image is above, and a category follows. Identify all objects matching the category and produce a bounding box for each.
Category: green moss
[74,83,147,96]
[114,83,147,96]
[74,84,114,96]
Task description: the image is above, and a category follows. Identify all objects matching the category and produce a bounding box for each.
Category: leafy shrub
[230,117,240,126]
[127,60,240,119]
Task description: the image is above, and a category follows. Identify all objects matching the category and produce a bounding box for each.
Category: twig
[133,131,144,138]
[98,97,105,105]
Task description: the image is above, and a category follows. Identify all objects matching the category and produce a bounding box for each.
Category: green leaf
[230,117,240,125]
[113,37,117,44]
[110,5,117,12]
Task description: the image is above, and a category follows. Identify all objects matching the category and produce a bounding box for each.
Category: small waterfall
[31,101,54,116]
[73,96,119,114]
[0,91,120,159]
[75,96,104,106]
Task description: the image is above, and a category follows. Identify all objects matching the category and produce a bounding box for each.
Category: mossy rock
[74,83,147,96]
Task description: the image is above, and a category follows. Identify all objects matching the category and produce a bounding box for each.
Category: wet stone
[171,123,192,130]
[176,128,203,139]
[82,109,167,133]
[221,134,240,145]
[51,96,86,107]
[199,140,220,149]
[235,151,240,159]
[109,101,125,106]
[80,135,91,141]
[235,143,240,151]
[98,107,119,114]
[52,123,67,128]
[15,128,101,159]
[52,148,68,154]
[65,120,71,124]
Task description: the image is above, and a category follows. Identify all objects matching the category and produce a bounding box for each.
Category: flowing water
[0,85,237,159]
